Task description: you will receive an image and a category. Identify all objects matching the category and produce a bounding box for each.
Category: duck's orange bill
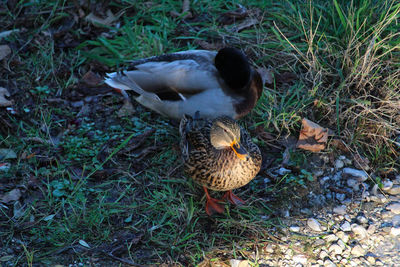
[230,140,248,160]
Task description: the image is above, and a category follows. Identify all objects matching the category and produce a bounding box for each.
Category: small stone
[335,193,346,202]
[264,244,274,253]
[392,214,400,226]
[264,178,271,184]
[381,211,392,220]
[289,225,300,232]
[334,159,344,169]
[387,185,400,195]
[356,215,368,224]
[328,244,342,255]
[313,169,324,177]
[292,254,307,264]
[307,218,323,232]
[313,239,326,246]
[351,245,365,257]
[333,205,347,215]
[320,176,330,185]
[386,202,400,214]
[324,259,336,267]
[382,179,393,190]
[230,259,250,267]
[344,214,351,222]
[324,234,338,243]
[285,248,293,259]
[362,190,370,200]
[390,227,400,236]
[347,179,360,191]
[282,209,290,218]
[300,208,312,215]
[340,259,348,265]
[340,221,351,232]
[351,224,368,240]
[342,168,368,181]
[367,256,376,265]
[277,167,291,175]
[332,171,341,181]
[336,231,349,243]
[370,194,388,203]
[337,239,346,249]
[319,250,329,260]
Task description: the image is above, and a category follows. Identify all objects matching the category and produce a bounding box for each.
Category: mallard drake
[180,112,262,215]
[104,47,263,120]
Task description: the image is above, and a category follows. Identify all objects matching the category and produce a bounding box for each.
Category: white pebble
[351,224,368,240]
[340,221,351,232]
[351,245,365,257]
[386,202,400,214]
[324,259,336,267]
[334,159,344,169]
[336,231,349,243]
[328,244,342,255]
[342,168,368,181]
[333,205,347,215]
[324,234,338,243]
[307,218,323,232]
[356,215,368,224]
[367,256,376,264]
[390,227,400,236]
[319,250,329,260]
[292,254,307,264]
[382,179,393,190]
[230,259,249,267]
[337,239,346,249]
[392,215,400,226]
[387,185,400,195]
[289,225,300,232]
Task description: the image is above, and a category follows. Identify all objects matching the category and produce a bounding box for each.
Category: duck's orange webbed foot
[203,187,224,215]
[221,190,245,205]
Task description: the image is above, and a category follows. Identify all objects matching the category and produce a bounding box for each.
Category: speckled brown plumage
[179,115,262,192]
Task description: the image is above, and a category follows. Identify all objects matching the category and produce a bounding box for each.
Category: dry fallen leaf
[0,87,12,107]
[117,99,135,117]
[0,189,22,204]
[353,154,371,171]
[85,10,118,27]
[228,18,258,32]
[218,5,248,25]
[257,67,273,85]
[81,70,103,86]
[0,45,11,60]
[170,0,192,19]
[297,118,328,152]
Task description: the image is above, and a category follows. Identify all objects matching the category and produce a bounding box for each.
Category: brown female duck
[180,112,262,215]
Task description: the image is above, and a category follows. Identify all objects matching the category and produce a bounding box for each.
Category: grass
[0,0,399,265]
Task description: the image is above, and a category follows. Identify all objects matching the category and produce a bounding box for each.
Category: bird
[104,47,263,120]
[179,112,262,215]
